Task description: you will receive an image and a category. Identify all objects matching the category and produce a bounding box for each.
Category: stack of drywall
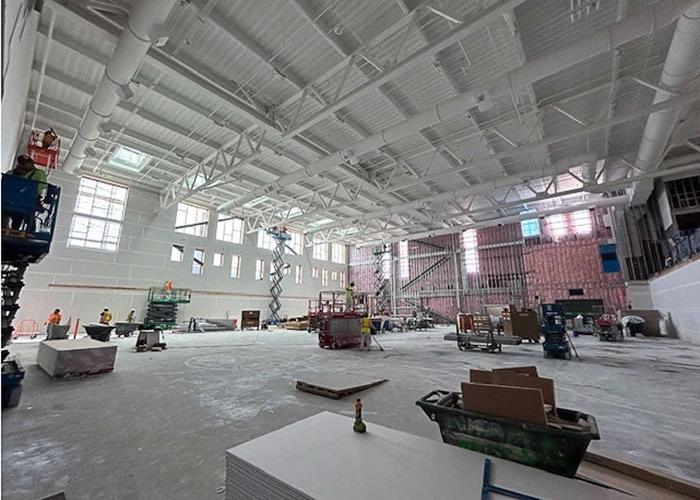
[37,338,117,377]
[225,411,625,499]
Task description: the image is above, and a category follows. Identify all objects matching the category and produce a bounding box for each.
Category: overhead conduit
[630,2,700,205]
[224,0,695,210]
[62,0,178,174]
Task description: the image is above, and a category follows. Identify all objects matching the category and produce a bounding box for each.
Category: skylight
[108,145,150,172]
[275,206,303,219]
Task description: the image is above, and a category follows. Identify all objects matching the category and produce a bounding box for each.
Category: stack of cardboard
[461,366,587,431]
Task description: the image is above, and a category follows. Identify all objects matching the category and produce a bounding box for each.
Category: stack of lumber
[284,320,308,330]
[463,366,587,431]
[37,338,117,377]
[224,411,627,499]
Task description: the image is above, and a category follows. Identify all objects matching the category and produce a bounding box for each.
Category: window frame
[213,252,224,267]
[67,177,128,253]
[192,248,205,275]
[331,243,345,263]
[255,259,265,280]
[321,268,329,286]
[170,244,184,262]
[230,255,241,279]
[175,202,210,238]
[216,214,244,244]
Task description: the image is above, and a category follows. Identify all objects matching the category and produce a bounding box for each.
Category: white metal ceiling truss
[159,125,265,209]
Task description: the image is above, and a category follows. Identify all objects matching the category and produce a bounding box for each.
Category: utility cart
[541,304,571,359]
[416,390,599,477]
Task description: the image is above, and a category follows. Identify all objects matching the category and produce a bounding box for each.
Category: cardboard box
[461,382,547,425]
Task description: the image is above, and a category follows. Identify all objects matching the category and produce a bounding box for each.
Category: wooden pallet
[295,376,388,399]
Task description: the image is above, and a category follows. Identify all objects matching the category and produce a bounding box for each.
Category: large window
[331,243,345,263]
[462,229,479,274]
[312,236,328,260]
[398,240,409,279]
[295,264,303,285]
[255,259,265,280]
[521,218,540,238]
[321,268,329,286]
[192,248,205,275]
[548,214,567,239]
[257,230,277,250]
[286,230,303,255]
[176,202,209,237]
[216,215,244,244]
[571,210,593,235]
[68,177,128,252]
[230,255,241,278]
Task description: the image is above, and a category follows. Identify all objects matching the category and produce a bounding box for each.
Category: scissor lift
[2,174,60,406]
[316,290,368,349]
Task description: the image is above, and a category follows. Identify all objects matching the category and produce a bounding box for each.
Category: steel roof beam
[282,0,527,138]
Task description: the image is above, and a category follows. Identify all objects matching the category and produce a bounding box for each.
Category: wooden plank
[583,452,700,499]
[295,375,388,399]
[461,382,547,425]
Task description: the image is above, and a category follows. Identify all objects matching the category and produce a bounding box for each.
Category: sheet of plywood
[461,382,547,425]
[295,374,387,399]
[225,411,627,500]
[469,369,493,384]
[492,372,556,408]
[492,366,538,376]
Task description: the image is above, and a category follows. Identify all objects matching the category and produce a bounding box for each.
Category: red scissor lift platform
[315,291,367,349]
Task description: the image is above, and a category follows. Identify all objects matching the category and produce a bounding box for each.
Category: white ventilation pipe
[63,0,178,174]
[630,2,700,204]
[226,0,694,209]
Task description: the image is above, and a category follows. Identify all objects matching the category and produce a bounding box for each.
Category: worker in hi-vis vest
[345,282,355,310]
[360,314,372,351]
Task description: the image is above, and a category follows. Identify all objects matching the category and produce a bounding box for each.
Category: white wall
[2,1,38,170]
[19,172,348,327]
[648,258,700,344]
[626,281,653,309]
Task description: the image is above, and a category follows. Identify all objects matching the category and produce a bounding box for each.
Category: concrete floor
[2,327,700,499]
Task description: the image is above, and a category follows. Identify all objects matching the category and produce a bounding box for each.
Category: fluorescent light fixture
[307,218,334,227]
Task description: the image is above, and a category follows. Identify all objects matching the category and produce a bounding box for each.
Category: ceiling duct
[629,2,700,205]
[62,0,178,174]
